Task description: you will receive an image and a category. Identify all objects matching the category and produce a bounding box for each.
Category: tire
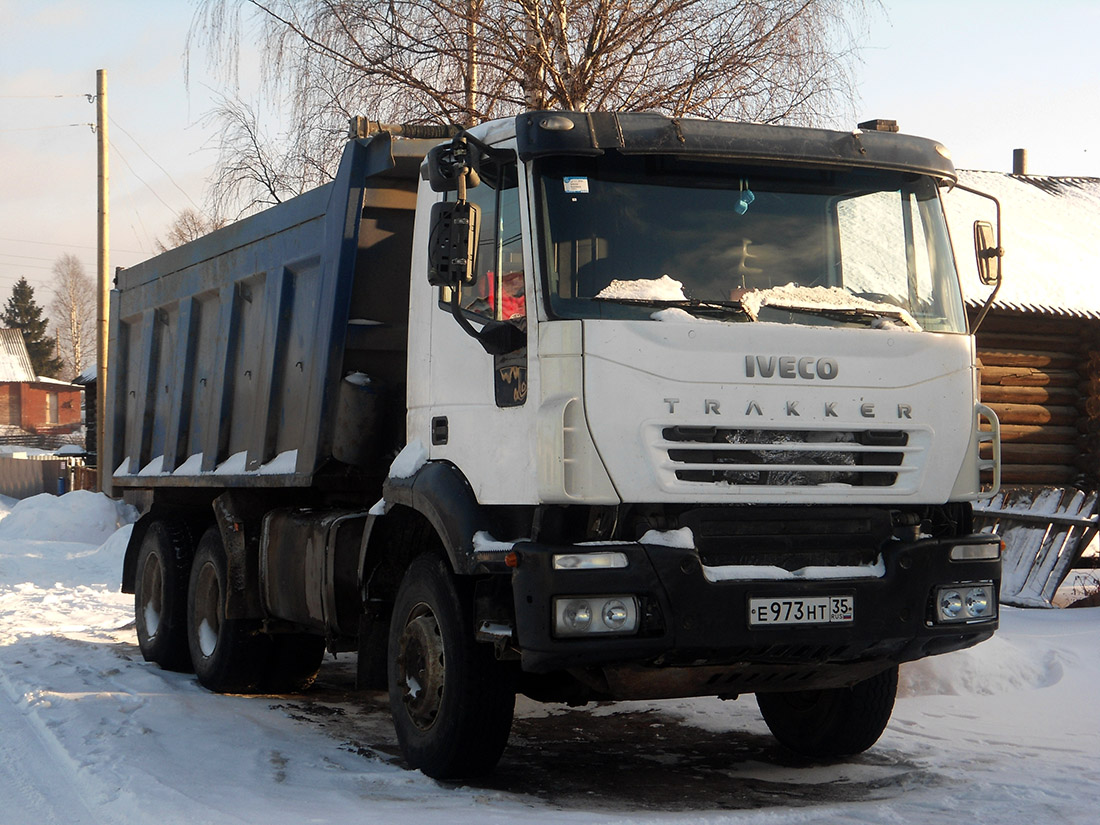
[187,527,271,693]
[264,633,326,693]
[134,519,195,672]
[388,553,516,779]
[756,666,899,758]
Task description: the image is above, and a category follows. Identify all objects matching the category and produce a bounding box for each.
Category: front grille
[680,506,892,569]
[659,426,915,487]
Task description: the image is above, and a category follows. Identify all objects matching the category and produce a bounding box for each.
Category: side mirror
[427,140,481,193]
[428,200,480,287]
[973,220,1002,286]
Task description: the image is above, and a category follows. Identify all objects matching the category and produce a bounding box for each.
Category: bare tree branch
[189,0,878,215]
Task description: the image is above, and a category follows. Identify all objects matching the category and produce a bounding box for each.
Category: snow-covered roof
[75,363,97,385]
[31,375,81,389]
[0,328,35,382]
[947,172,1100,319]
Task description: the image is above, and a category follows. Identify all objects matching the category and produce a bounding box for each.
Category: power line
[0,93,88,99]
[0,237,144,254]
[109,141,180,216]
[109,116,203,212]
[0,123,93,133]
[0,251,88,265]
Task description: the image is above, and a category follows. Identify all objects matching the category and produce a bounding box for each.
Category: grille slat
[657,427,914,488]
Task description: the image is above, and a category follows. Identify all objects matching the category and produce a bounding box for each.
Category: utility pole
[96,69,109,493]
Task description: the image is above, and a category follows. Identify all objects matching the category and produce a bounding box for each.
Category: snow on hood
[739,284,921,330]
[595,275,687,301]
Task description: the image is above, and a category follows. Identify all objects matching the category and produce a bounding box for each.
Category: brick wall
[19,385,82,430]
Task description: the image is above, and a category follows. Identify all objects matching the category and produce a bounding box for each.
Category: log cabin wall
[973,309,1100,489]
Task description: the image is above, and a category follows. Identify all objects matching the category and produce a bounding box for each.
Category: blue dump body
[105,134,433,492]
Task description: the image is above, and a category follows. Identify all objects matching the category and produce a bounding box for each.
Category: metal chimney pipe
[1012,148,1028,175]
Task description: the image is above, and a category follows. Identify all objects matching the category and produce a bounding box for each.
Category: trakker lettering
[663,397,915,419]
[746,355,839,380]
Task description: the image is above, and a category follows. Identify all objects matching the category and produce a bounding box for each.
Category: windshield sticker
[563,177,589,194]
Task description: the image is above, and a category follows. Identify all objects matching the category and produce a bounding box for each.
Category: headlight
[553,595,639,637]
[933,582,997,623]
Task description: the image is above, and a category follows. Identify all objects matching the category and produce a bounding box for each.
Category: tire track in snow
[0,664,109,825]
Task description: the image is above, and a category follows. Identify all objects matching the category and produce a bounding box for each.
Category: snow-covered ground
[2,491,1098,824]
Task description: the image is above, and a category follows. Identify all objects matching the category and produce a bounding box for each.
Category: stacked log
[975,313,1099,488]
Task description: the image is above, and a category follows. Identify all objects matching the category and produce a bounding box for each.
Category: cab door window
[449,164,525,322]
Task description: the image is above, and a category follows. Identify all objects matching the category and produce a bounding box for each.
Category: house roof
[947,171,1100,319]
[0,329,36,382]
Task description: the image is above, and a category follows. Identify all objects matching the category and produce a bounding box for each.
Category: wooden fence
[974,486,1099,607]
[0,455,70,499]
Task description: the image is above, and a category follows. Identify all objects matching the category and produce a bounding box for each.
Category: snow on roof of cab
[948,171,1100,319]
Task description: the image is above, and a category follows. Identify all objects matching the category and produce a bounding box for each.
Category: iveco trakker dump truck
[109,111,1005,779]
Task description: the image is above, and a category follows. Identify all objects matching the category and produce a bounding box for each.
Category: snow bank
[0,490,138,544]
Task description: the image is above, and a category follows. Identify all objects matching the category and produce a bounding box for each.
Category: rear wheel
[756,666,899,758]
[388,553,515,779]
[134,519,194,672]
[187,527,270,693]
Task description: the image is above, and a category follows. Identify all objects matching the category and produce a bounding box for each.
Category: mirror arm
[970,266,1003,332]
[448,292,526,355]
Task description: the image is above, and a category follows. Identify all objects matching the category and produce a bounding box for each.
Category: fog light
[966,587,991,617]
[562,600,592,631]
[939,590,963,620]
[603,600,628,629]
[934,582,997,624]
[553,595,639,637]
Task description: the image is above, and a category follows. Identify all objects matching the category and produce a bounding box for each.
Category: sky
[1,0,1098,304]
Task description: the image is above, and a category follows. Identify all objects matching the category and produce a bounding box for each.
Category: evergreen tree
[3,277,64,378]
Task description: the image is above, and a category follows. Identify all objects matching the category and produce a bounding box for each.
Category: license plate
[748,595,854,626]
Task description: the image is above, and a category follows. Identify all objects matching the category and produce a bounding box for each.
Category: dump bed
[105,134,431,492]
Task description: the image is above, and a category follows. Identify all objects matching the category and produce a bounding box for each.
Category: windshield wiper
[757,303,919,329]
[592,297,748,320]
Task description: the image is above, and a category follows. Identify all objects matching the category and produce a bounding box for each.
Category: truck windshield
[534,154,967,332]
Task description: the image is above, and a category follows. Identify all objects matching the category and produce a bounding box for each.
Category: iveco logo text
[746,355,838,380]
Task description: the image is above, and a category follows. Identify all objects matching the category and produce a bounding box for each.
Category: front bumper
[510,534,1000,682]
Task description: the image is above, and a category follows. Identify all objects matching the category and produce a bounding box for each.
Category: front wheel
[756,666,899,758]
[388,553,515,779]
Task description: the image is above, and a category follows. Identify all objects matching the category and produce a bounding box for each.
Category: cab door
[419,152,538,504]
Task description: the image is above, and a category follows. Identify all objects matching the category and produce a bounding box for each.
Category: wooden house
[946,168,1100,604]
[947,171,1100,490]
[0,328,83,436]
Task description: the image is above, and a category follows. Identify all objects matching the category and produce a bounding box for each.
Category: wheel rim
[192,560,222,659]
[395,603,446,731]
[138,552,164,639]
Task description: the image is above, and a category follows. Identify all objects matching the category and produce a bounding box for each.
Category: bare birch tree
[190,0,876,213]
[49,254,95,381]
[155,207,229,251]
